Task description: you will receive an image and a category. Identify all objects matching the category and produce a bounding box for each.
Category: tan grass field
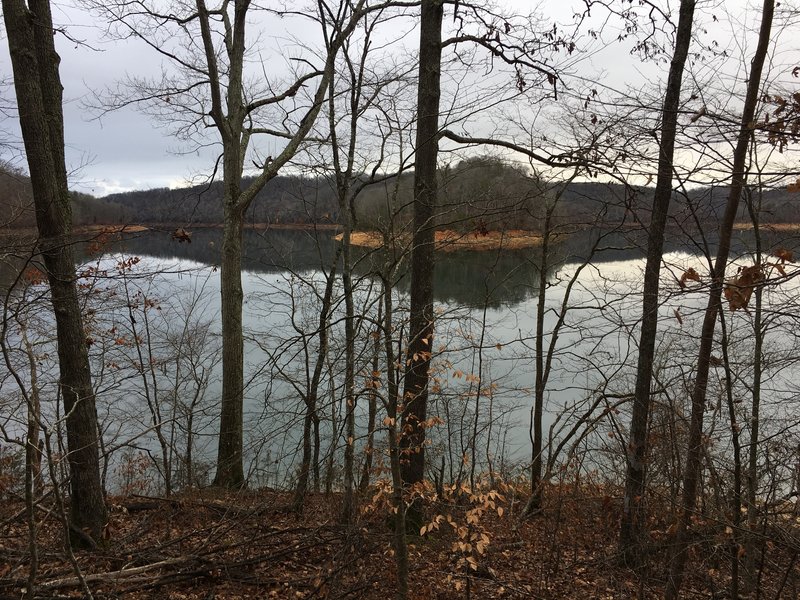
[732,222,800,232]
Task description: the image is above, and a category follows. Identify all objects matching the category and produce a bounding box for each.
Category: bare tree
[618,0,698,564]
[88,0,392,487]
[665,0,775,595]
[2,0,107,545]
[399,0,443,495]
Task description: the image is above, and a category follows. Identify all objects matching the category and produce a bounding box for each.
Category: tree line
[4,158,800,231]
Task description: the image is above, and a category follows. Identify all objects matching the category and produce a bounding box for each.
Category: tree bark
[530,201,553,510]
[3,0,107,545]
[201,0,248,489]
[618,0,697,565]
[400,0,444,491]
[360,309,381,493]
[744,197,764,590]
[214,197,246,487]
[665,1,774,596]
[383,273,409,600]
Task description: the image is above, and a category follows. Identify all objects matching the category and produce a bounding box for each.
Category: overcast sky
[0,0,793,196]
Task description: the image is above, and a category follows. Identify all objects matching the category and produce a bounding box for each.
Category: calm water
[3,226,798,492]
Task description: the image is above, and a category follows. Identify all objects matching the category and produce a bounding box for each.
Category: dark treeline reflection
[58,224,800,308]
[76,228,339,273]
[351,244,549,308]
[81,228,552,307]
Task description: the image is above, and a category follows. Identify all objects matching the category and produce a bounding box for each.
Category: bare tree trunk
[313,413,321,493]
[665,2,774,596]
[196,0,368,489]
[214,198,246,487]
[340,205,357,523]
[23,326,41,595]
[619,0,697,565]
[529,201,553,510]
[360,313,381,493]
[718,309,744,598]
[745,195,764,590]
[383,274,409,600]
[123,276,172,495]
[3,0,107,546]
[21,326,43,494]
[204,0,247,487]
[400,0,443,493]
[325,365,337,497]
[294,250,339,512]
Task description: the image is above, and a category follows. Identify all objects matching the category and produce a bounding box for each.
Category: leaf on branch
[171,228,192,243]
[22,266,45,285]
[723,264,764,311]
[678,267,701,289]
[770,262,787,277]
[673,309,683,326]
[772,247,794,263]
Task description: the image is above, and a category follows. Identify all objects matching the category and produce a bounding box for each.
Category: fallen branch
[39,556,202,589]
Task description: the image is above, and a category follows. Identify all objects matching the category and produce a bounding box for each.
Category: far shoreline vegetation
[3,157,800,241]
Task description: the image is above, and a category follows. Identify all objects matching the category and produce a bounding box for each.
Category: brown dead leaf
[724,264,764,311]
[171,228,192,243]
[772,247,794,263]
[678,267,701,289]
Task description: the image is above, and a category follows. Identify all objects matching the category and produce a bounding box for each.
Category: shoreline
[0,222,341,238]
[334,229,543,252]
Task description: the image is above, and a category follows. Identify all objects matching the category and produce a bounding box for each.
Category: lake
[2,225,798,494]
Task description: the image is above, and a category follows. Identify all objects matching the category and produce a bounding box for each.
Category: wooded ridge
[3,159,798,231]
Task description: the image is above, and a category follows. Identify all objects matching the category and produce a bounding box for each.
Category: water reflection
[5,224,800,493]
[76,225,796,306]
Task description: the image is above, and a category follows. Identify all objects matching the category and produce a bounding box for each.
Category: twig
[39,556,201,589]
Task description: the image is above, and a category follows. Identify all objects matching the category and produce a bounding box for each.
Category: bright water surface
[3,226,798,492]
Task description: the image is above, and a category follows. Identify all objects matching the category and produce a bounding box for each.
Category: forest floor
[2,483,796,599]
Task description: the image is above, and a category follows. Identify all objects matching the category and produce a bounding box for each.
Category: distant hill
[0,163,130,229]
[98,174,341,226]
[3,158,800,231]
[0,162,36,228]
[84,160,800,231]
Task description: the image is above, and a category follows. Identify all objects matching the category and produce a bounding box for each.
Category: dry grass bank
[335,229,542,252]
